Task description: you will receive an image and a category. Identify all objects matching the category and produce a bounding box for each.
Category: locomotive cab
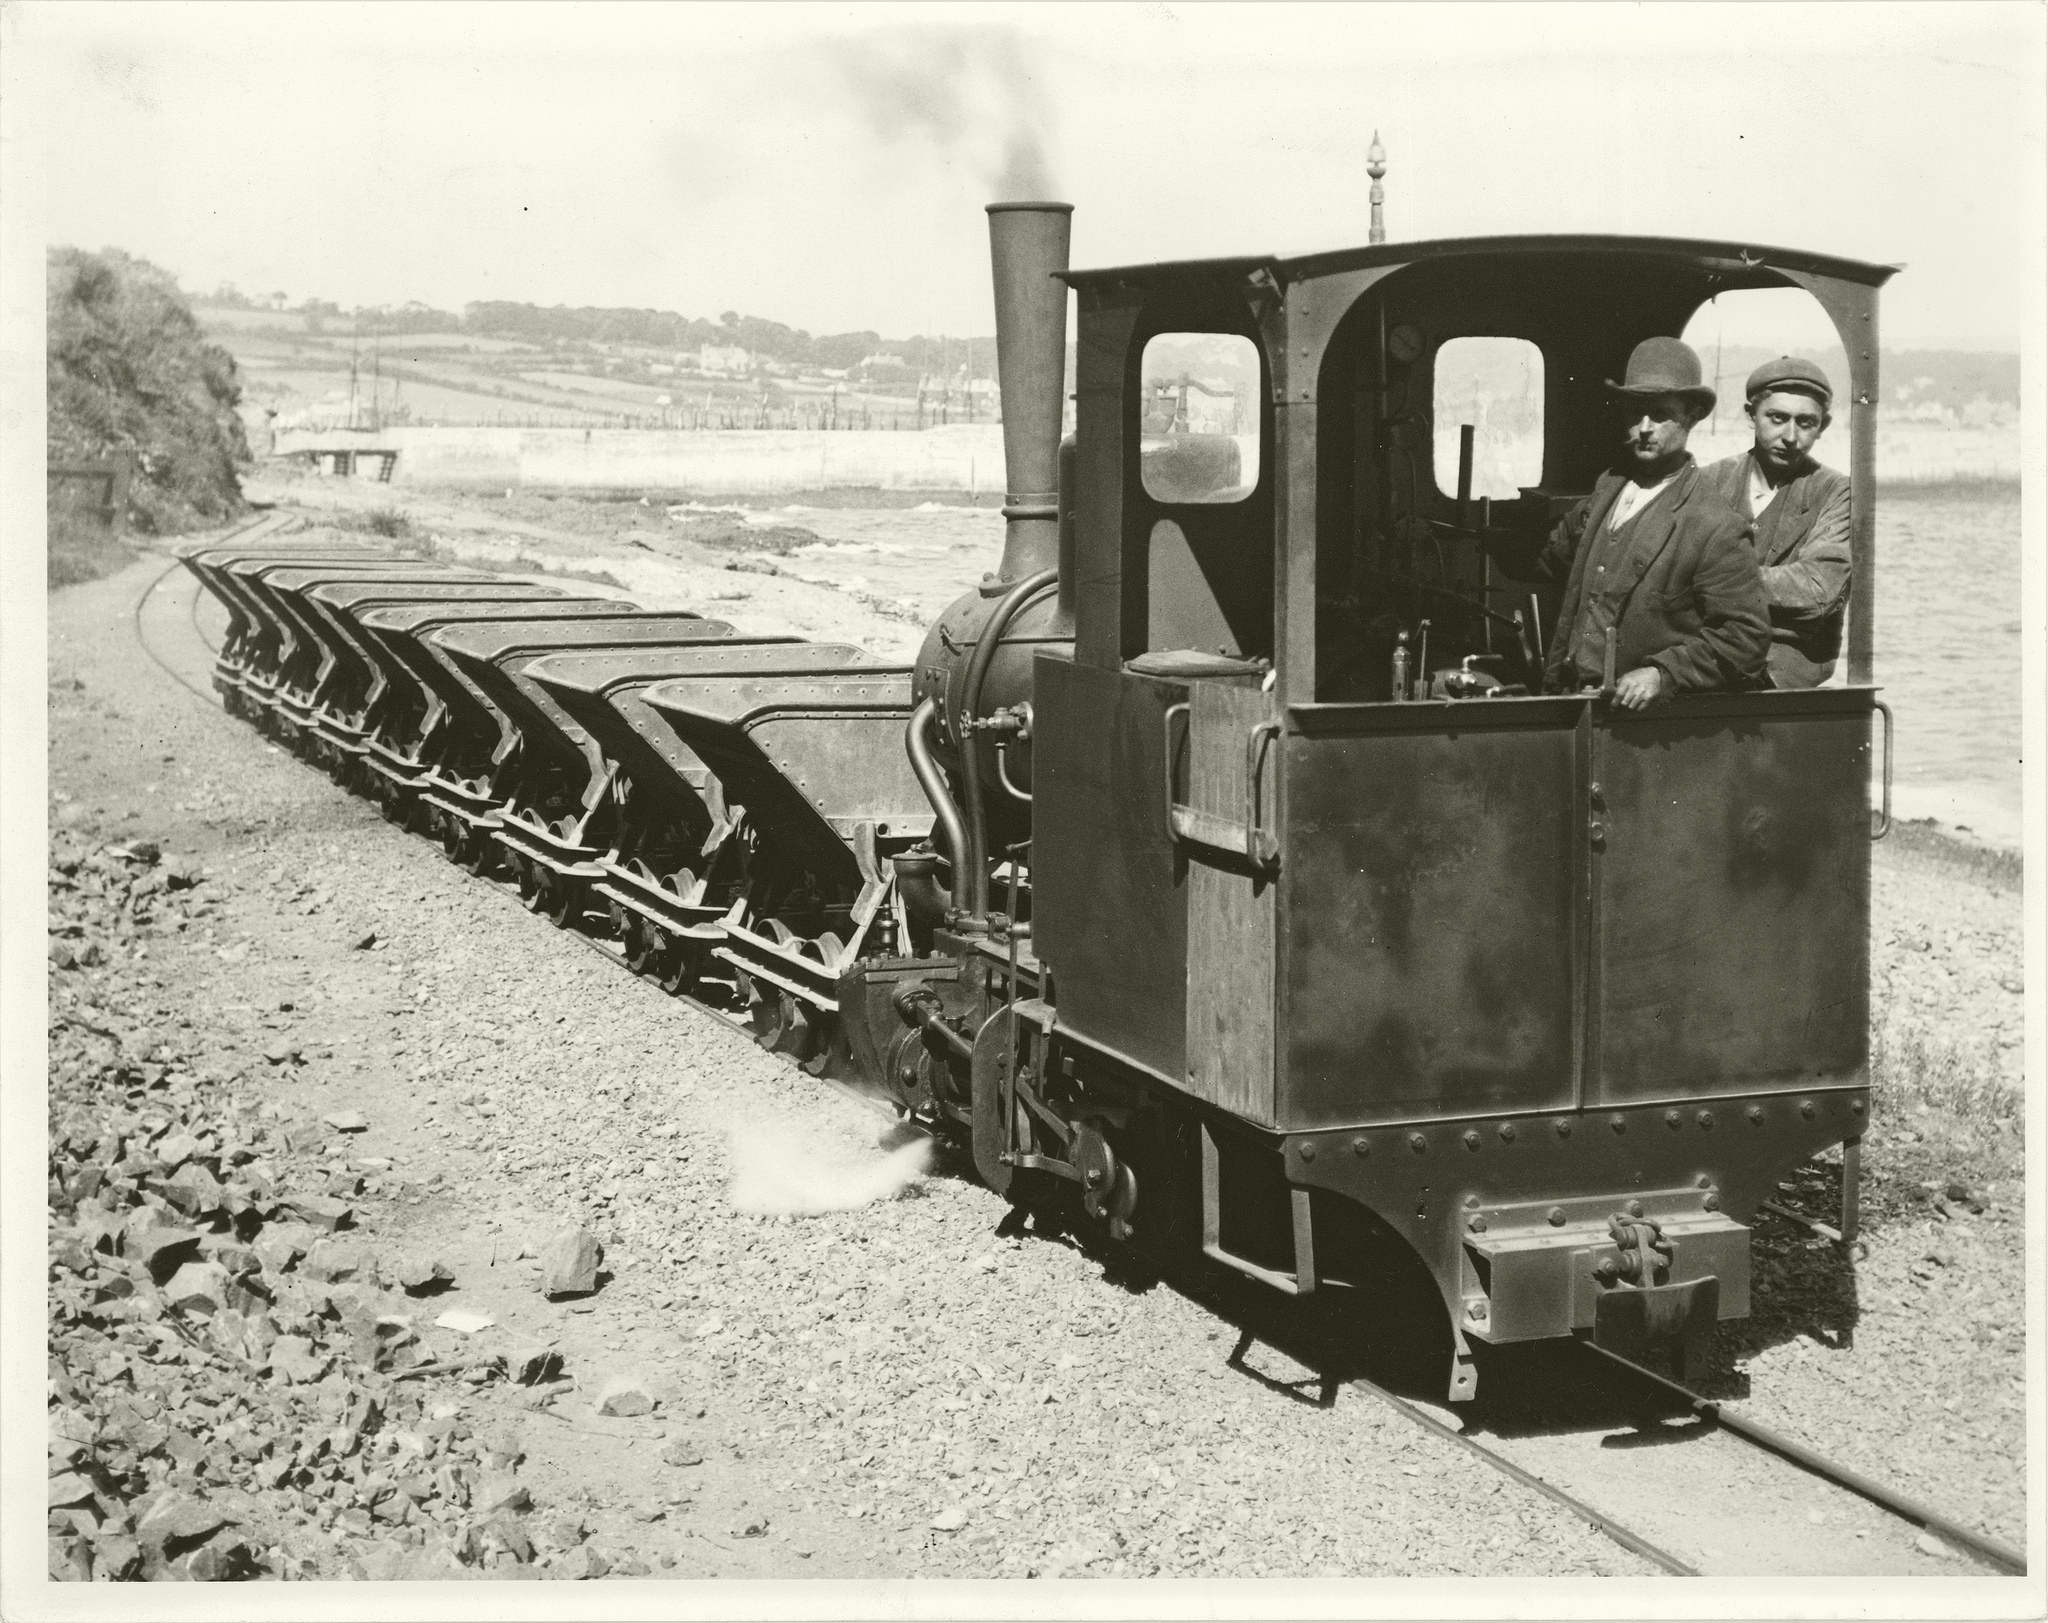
[1008,228,1893,1398]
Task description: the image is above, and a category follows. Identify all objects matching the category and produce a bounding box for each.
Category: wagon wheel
[539,871,585,929]
[655,936,705,997]
[458,825,499,879]
[623,916,663,977]
[439,810,466,859]
[401,794,434,838]
[510,854,546,911]
[755,990,820,1062]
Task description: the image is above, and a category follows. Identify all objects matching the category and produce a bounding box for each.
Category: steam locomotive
[183,202,1894,1400]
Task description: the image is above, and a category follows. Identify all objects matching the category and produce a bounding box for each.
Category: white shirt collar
[1608,468,1681,530]
[1747,456,1779,516]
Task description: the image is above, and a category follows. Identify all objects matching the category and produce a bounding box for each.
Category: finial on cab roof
[1366,132,1388,245]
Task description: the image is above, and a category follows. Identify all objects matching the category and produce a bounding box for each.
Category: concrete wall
[272,424,1008,495]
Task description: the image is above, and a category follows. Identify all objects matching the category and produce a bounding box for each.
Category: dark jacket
[1702,450,1852,688]
[1536,460,1770,695]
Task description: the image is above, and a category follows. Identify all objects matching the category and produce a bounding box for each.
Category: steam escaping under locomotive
[183,199,1895,1402]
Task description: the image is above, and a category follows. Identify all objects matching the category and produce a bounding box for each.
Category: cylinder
[987,202,1074,584]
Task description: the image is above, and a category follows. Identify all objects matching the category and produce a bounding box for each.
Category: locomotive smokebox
[986,201,1073,584]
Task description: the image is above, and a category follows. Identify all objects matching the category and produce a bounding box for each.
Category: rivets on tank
[1696,1174,1713,1189]
[1665,1109,1683,1129]
[1408,1132,1428,1154]
[1703,1191,1721,1212]
[1547,1206,1566,1227]
[1497,1122,1516,1143]
[1554,1118,1572,1139]
[1463,1194,1481,1209]
[1626,1199,1644,1217]
[1851,1098,1865,1115]
[1462,1130,1481,1151]
[1747,1105,1765,1125]
[1298,1140,1317,1163]
[1799,1099,1816,1120]
[1609,1114,1627,1134]
[1352,1136,1370,1158]
[1467,1216,1488,1234]
[1696,1110,1714,1130]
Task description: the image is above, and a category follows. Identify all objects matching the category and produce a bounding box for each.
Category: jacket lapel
[1763,465,1815,564]
[1609,462,1692,594]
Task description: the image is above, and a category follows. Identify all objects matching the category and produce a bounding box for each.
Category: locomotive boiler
[184,201,1895,1402]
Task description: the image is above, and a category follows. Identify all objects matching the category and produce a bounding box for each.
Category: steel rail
[1583,1343,2027,1576]
[135,560,238,709]
[1343,1370,1698,1577]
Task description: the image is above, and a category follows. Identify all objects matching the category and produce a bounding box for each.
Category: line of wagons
[179,519,932,1070]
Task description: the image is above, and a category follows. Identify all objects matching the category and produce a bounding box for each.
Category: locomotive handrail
[1871,699,1893,840]
[1164,704,1281,868]
[1162,701,1190,816]
[1245,720,1280,866]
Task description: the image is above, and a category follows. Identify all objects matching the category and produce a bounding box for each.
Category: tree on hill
[49,247,250,534]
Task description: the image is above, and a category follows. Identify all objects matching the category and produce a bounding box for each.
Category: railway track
[133,534,2028,1581]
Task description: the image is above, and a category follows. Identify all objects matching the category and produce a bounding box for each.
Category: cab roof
[1059,232,1900,294]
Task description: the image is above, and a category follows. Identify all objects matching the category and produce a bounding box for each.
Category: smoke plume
[824,25,1058,200]
[726,1119,932,1216]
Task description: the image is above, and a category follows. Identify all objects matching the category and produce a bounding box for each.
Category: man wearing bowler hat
[1503,336,1769,707]
[1701,357,1852,688]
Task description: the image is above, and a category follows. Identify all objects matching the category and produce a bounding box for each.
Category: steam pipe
[891,847,952,924]
[958,568,1057,918]
[905,697,972,913]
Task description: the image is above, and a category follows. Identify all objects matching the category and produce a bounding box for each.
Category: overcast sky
[15,1,2042,348]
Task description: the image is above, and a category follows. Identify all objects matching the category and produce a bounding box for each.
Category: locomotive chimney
[986,201,1073,584]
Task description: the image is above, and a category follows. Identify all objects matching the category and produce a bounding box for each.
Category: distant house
[699,344,753,377]
[819,367,849,381]
[648,362,676,376]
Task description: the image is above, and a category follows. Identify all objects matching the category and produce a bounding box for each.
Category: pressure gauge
[1387,323,1426,366]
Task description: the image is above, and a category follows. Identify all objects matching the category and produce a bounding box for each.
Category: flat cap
[1745,355,1832,408]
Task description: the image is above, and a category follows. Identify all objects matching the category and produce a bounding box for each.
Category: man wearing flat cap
[1499,337,1769,707]
[1701,357,1852,688]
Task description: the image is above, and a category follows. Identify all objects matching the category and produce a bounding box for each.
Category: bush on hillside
[48,247,250,535]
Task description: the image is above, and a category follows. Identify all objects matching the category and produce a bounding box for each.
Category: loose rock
[539,1226,601,1298]
[595,1373,655,1417]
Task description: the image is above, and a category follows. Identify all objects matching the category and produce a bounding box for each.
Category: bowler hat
[1606,337,1716,414]
[1745,355,1833,410]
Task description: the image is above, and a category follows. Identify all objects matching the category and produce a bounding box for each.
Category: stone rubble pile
[42,835,617,1582]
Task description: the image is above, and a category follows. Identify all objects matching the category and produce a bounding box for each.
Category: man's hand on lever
[1611,666,1666,711]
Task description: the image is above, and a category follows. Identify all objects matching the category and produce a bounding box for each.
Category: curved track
[132,536,2029,1581]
